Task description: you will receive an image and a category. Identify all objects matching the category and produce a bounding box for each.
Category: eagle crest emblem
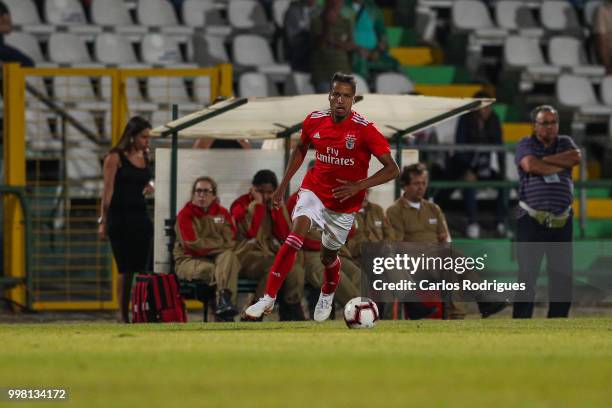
[345,134,356,150]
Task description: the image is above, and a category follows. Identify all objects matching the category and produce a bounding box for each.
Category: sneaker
[244,294,275,320]
[479,301,508,318]
[214,289,239,321]
[466,223,480,239]
[313,292,334,322]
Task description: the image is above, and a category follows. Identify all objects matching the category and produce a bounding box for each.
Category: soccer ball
[343,297,379,329]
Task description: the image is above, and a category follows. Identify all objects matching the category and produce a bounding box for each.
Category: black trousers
[513,215,573,318]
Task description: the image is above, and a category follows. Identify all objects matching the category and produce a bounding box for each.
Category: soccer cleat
[313,291,335,322]
[244,295,275,320]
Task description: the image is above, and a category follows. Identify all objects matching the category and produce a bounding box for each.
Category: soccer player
[245,72,400,321]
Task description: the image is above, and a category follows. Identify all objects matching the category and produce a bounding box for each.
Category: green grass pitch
[1,318,611,407]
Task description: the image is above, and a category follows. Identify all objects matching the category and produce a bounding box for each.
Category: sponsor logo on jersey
[313,132,320,139]
[345,134,356,149]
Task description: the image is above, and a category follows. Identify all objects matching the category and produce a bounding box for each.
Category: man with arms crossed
[246,72,400,321]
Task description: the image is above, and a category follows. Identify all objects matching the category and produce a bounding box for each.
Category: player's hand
[332,179,362,203]
[250,186,264,204]
[271,187,286,209]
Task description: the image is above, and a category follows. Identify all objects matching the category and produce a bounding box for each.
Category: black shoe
[479,301,508,318]
[215,289,239,321]
[405,302,438,320]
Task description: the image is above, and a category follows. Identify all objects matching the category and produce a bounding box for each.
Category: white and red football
[343,297,379,329]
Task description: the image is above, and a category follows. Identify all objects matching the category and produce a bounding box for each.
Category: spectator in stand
[310,0,357,92]
[284,0,321,72]
[453,91,506,239]
[230,170,306,321]
[343,0,399,81]
[0,2,34,67]
[173,176,241,322]
[595,0,612,74]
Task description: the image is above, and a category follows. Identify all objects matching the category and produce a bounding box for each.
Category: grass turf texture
[1,318,611,407]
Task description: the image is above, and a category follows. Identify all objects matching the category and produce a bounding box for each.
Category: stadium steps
[403,65,457,85]
[572,199,612,218]
[413,84,494,98]
[389,47,443,65]
[386,27,418,47]
[502,123,532,144]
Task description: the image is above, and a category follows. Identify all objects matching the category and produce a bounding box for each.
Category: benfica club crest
[345,134,356,150]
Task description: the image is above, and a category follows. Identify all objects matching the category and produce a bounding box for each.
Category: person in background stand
[0,1,34,66]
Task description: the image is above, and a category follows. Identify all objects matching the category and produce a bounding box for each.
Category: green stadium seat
[402,66,455,85]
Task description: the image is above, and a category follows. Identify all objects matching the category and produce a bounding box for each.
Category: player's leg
[313,212,354,322]
[245,215,311,319]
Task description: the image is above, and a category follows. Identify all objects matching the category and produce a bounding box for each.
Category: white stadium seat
[4,0,54,35]
[91,0,148,37]
[284,73,315,95]
[495,0,544,37]
[147,76,202,111]
[182,0,231,36]
[141,33,196,67]
[599,75,612,106]
[228,0,274,36]
[548,36,605,78]
[53,76,107,111]
[238,72,278,97]
[504,35,561,89]
[137,0,194,41]
[540,0,583,36]
[45,0,102,36]
[556,74,612,115]
[192,33,230,66]
[232,34,290,80]
[352,73,370,94]
[95,33,146,67]
[48,33,102,67]
[4,32,54,66]
[452,0,507,43]
[375,72,414,94]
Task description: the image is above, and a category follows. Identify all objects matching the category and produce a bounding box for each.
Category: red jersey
[299,109,390,213]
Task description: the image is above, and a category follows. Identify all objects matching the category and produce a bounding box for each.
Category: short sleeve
[364,122,391,157]
[299,114,313,145]
[558,135,578,152]
[515,137,534,165]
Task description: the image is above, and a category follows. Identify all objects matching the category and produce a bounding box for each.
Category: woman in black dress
[98,117,154,323]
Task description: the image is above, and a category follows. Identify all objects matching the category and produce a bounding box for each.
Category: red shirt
[299,109,390,213]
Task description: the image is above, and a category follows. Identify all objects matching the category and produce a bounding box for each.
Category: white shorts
[291,189,355,251]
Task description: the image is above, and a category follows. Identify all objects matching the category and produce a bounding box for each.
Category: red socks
[265,233,303,298]
[322,257,341,294]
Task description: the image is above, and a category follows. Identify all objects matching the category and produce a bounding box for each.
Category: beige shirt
[386,198,448,243]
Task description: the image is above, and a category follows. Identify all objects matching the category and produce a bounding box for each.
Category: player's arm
[520,155,564,176]
[541,149,581,169]
[333,153,399,203]
[271,138,310,207]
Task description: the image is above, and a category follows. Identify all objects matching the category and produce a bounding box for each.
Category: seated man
[0,2,34,67]
[346,189,436,319]
[231,169,306,321]
[173,176,240,322]
[452,91,506,238]
[386,163,507,319]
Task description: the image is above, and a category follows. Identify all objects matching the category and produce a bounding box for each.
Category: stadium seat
[182,0,231,37]
[238,72,277,97]
[26,109,61,151]
[141,33,196,67]
[584,0,603,27]
[4,32,55,66]
[137,0,194,41]
[91,0,148,37]
[451,0,507,44]
[100,76,157,112]
[284,72,315,95]
[147,76,201,111]
[193,76,212,106]
[64,110,103,191]
[52,76,107,111]
[4,0,54,35]
[599,76,612,106]
[232,34,290,80]
[504,35,561,89]
[45,0,102,36]
[48,33,102,67]
[556,74,612,115]
[433,116,458,144]
[272,0,292,27]
[95,33,146,67]
[495,0,544,37]
[228,0,274,36]
[540,0,584,36]
[548,36,605,78]
[352,73,370,94]
[375,72,414,94]
[192,33,230,66]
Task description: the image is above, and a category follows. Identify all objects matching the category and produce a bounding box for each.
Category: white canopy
[150,94,493,139]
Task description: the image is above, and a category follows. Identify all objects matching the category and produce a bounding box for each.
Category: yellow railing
[3,63,233,310]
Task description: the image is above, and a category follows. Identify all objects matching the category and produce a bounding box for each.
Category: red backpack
[132,273,187,323]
